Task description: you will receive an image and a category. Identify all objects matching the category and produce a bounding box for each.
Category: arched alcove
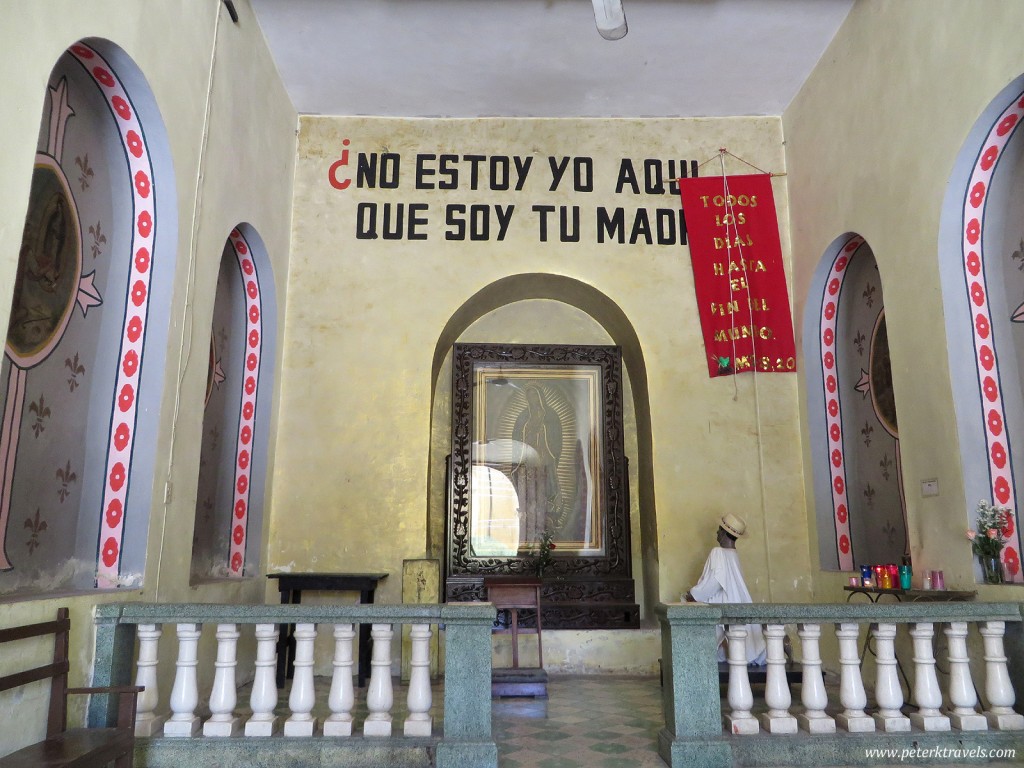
[191,224,276,581]
[427,273,659,618]
[940,74,1024,582]
[0,39,177,594]
[803,234,907,572]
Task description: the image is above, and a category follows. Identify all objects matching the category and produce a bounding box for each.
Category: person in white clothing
[683,513,767,665]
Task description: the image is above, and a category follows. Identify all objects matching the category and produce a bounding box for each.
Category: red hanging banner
[678,173,796,378]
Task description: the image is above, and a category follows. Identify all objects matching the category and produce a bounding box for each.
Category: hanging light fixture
[592,0,627,40]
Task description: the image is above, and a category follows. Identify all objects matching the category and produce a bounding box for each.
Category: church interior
[2,0,1024,763]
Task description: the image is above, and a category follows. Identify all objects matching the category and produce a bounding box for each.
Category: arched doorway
[426,273,659,617]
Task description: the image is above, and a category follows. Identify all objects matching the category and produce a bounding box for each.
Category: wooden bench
[0,607,142,768]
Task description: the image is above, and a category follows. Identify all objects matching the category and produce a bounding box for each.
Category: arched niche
[939,74,1024,582]
[191,224,276,581]
[803,234,907,572]
[0,39,177,594]
[427,273,658,622]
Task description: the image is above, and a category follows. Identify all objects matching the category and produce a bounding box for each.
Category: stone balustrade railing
[86,602,497,768]
[658,601,1024,768]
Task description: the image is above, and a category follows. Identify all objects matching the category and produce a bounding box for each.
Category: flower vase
[980,554,1005,585]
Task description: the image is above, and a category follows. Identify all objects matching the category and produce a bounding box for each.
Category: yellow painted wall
[276,113,813,647]
[0,0,296,755]
[784,0,1024,602]
[7,0,1023,751]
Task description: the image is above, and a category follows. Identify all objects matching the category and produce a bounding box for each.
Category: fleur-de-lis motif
[200,497,214,524]
[1011,237,1024,272]
[863,482,876,509]
[56,461,77,503]
[24,508,48,554]
[881,520,898,544]
[854,330,866,356]
[65,352,86,392]
[880,453,893,481]
[88,221,107,259]
[862,282,876,308]
[861,420,874,447]
[28,394,51,438]
[75,154,94,191]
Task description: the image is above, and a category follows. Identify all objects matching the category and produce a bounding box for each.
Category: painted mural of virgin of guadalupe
[501,380,593,550]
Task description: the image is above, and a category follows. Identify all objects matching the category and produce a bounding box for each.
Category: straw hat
[720,513,747,538]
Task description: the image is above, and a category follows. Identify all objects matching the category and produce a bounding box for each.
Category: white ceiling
[249,0,854,119]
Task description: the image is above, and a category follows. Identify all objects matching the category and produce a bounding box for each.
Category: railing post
[284,623,318,736]
[981,620,1024,730]
[245,623,279,736]
[835,622,873,732]
[797,623,835,733]
[871,622,910,732]
[164,623,202,736]
[760,623,796,734]
[405,623,433,736]
[908,622,950,731]
[132,623,165,736]
[436,603,498,768]
[364,623,395,737]
[945,621,986,730]
[656,604,731,768]
[88,605,138,728]
[324,623,356,737]
[724,625,758,734]
[204,623,242,736]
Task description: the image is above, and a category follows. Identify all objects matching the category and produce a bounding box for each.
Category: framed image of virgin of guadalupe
[445,343,638,630]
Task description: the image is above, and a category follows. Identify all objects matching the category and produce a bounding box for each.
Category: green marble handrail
[87,601,499,768]
[657,600,1024,624]
[94,600,495,626]
[656,601,1024,768]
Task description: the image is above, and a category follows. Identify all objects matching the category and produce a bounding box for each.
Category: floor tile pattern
[492,676,664,768]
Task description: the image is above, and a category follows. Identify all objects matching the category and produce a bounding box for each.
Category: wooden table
[267,572,388,688]
[484,577,547,697]
[843,585,977,603]
[843,584,976,691]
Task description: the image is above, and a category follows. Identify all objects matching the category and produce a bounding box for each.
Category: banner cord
[698,147,785,177]
[718,154,773,599]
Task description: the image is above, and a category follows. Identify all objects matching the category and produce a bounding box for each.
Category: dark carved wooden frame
[445,344,636,629]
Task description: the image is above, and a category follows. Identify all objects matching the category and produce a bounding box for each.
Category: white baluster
[363,623,395,737]
[323,623,356,737]
[835,622,874,732]
[758,624,796,734]
[404,623,433,737]
[981,621,1024,730]
[797,623,835,733]
[204,623,242,736]
[133,623,166,737]
[945,622,986,730]
[908,622,950,731]
[245,623,279,736]
[871,623,910,732]
[284,623,318,736]
[724,624,758,734]
[163,623,202,736]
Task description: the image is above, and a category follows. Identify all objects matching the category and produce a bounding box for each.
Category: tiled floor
[236,674,1019,767]
[492,676,664,768]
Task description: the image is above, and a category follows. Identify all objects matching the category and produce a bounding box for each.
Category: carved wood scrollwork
[445,343,636,631]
